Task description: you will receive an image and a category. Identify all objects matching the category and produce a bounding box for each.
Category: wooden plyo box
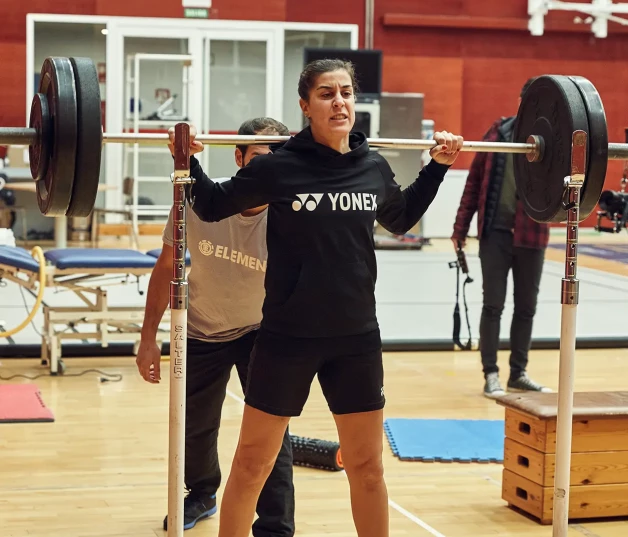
[497,391,628,525]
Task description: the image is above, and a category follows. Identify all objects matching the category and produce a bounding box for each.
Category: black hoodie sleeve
[373,156,449,235]
[188,155,277,222]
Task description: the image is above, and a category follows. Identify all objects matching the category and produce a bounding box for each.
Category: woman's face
[300,69,355,140]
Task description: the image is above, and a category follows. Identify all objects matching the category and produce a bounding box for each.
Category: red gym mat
[0,384,54,423]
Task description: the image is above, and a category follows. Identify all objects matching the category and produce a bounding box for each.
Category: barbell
[0,56,627,222]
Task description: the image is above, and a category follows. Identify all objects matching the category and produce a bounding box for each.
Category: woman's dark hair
[298,59,359,101]
[236,117,290,157]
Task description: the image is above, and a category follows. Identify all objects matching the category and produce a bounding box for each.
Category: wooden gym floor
[1,347,628,537]
[1,234,627,536]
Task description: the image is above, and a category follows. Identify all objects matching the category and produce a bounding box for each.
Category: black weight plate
[36,57,78,217]
[568,76,608,221]
[513,75,589,223]
[28,93,51,182]
[66,57,103,218]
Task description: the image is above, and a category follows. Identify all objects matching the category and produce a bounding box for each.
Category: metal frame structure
[0,259,169,375]
[529,0,628,37]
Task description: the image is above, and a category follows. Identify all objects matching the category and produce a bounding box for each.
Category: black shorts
[244,328,385,417]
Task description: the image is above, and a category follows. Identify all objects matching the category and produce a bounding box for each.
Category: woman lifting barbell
[168,58,463,537]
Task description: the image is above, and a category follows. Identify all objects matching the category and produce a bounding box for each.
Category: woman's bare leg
[333,409,388,537]
[218,404,290,537]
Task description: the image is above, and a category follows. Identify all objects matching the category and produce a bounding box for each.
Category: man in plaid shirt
[452,78,552,399]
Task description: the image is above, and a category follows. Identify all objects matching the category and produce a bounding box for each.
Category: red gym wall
[1,0,627,227]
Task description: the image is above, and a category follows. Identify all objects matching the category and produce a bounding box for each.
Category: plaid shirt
[452,117,550,250]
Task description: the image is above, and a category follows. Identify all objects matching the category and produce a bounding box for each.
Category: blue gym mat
[384,418,505,463]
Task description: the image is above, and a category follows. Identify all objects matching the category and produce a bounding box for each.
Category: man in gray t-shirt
[136,118,295,535]
[163,178,268,343]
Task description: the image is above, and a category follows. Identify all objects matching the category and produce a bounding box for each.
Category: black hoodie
[189,127,449,338]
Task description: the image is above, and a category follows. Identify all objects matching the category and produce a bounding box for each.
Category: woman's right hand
[167,124,205,157]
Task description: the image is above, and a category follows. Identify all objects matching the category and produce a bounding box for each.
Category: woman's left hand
[429,131,464,166]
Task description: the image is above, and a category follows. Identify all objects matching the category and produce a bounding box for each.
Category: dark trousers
[185,330,295,537]
[478,230,545,380]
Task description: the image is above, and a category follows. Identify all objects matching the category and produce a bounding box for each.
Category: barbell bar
[3,122,628,156]
[608,143,628,159]
[4,127,628,157]
[0,127,541,153]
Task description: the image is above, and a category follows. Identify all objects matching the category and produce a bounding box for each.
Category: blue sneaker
[163,491,217,531]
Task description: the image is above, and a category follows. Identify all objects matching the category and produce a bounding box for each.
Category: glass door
[200,29,280,178]
[104,23,204,229]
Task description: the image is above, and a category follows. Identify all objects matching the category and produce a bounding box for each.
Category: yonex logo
[292,193,324,211]
[329,192,378,212]
[292,193,378,212]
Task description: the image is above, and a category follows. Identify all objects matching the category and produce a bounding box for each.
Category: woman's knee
[232,443,277,484]
[343,452,385,489]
